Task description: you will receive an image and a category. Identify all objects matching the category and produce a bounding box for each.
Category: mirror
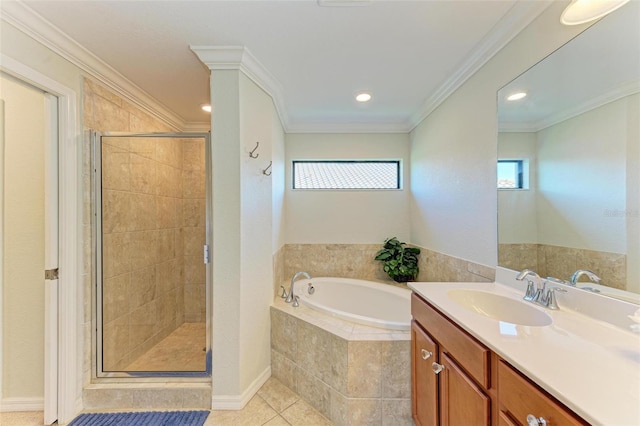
[497,3,640,304]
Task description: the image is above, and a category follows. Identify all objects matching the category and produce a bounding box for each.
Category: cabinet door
[439,352,490,426]
[412,320,438,426]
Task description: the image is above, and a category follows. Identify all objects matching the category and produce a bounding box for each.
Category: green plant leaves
[374,237,421,282]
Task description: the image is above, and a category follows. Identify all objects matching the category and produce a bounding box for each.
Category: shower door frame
[92,131,212,380]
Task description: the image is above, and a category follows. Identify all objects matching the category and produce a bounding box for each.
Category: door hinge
[204,245,210,264]
[45,268,59,280]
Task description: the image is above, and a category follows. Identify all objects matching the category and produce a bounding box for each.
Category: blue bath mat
[68,410,209,425]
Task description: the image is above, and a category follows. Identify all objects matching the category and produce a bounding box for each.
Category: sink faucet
[570,269,601,286]
[286,271,311,305]
[516,269,542,301]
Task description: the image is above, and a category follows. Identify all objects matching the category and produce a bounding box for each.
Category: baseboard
[211,366,271,410]
[0,397,44,412]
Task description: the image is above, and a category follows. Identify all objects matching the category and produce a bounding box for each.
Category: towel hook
[263,161,272,176]
[249,141,260,159]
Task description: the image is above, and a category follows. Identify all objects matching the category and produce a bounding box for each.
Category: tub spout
[286,271,311,304]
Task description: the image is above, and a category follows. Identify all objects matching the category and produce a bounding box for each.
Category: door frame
[1,54,80,425]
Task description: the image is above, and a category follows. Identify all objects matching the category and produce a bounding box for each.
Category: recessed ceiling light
[355,92,372,102]
[506,92,527,101]
[561,0,629,25]
[201,104,212,113]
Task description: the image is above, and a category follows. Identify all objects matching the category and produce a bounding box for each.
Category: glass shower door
[93,132,210,377]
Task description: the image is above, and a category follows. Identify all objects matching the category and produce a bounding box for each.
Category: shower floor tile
[125,322,207,372]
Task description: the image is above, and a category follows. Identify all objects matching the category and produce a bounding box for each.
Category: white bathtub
[292,277,411,331]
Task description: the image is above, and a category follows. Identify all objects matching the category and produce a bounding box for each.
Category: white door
[43,93,59,425]
[0,74,58,424]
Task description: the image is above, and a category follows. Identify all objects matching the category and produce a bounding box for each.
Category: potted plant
[374,237,421,282]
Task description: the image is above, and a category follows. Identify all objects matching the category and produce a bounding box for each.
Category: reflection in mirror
[497,2,640,303]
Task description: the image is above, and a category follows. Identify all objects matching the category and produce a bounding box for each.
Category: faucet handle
[280,286,288,299]
[523,280,536,301]
[292,295,300,307]
[545,287,567,310]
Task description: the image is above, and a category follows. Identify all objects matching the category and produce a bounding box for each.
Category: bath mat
[68,410,209,426]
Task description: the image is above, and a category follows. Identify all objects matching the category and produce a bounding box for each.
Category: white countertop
[408,281,640,426]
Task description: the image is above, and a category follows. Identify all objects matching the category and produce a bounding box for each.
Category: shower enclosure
[92,132,210,377]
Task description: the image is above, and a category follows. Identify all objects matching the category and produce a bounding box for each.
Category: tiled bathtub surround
[270,299,412,426]
[499,243,627,290]
[276,243,495,297]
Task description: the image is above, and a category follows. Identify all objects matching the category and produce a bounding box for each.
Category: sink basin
[447,289,552,326]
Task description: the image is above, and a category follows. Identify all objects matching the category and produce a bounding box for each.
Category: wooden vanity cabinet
[411,293,491,426]
[411,292,587,426]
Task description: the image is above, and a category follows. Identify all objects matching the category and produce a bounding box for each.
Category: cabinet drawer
[411,293,490,388]
[498,360,587,426]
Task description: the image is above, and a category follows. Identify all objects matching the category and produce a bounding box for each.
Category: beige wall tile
[183,199,206,227]
[381,341,411,398]
[130,266,157,310]
[103,273,130,324]
[297,321,332,384]
[347,341,381,398]
[270,308,297,362]
[347,399,381,426]
[381,399,412,426]
[271,349,298,393]
[183,169,206,198]
[102,315,130,370]
[296,368,332,419]
[102,232,131,279]
[102,144,130,191]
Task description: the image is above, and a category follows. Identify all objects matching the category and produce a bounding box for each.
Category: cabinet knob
[526,414,547,426]
[431,362,445,374]
[421,349,432,360]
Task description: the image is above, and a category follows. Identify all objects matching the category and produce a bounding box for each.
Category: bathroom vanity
[408,281,640,426]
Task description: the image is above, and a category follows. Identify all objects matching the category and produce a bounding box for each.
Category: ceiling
[9,0,553,131]
[498,0,640,131]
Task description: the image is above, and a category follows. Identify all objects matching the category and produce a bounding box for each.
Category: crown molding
[407,0,554,132]
[190,45,291,132]
[1,0,186,131]
[499,80,640,133]
[285,121,408,134]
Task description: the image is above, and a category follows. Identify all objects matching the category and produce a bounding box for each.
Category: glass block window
[498,159,524,189]
[293,160,400,190]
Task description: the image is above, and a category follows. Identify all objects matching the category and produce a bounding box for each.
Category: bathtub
[292,277,411,331]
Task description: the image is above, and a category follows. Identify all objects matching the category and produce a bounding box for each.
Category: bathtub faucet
[286,271,311,305]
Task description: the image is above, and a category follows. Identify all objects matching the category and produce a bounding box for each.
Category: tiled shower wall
[100,136,186,370]
[83,79,205,375]
[499,243,627,290]
[274,243,495,297]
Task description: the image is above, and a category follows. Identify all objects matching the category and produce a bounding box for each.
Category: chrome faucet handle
[523,279,536,301]
[280,286,288,299]
[292,295,300,307]
[545,287,567,310]
[533,280,547,305]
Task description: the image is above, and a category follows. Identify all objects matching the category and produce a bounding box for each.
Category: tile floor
[0,378,332,426]
[125,322,207,372]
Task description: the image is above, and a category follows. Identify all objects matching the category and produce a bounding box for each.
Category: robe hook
[249,141,260,158]
[263,161,272,176]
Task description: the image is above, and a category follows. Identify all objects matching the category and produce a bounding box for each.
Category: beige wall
[409,1,590,269]
[285,133,410,244]
[1,74,46,399]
